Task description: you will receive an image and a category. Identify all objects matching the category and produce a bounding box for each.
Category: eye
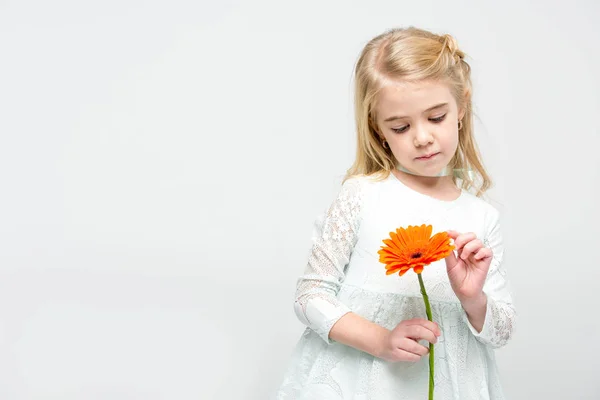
[391,125,409,134]
[430,114,447,123]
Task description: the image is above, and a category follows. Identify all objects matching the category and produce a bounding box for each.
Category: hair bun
[442,34,464,63]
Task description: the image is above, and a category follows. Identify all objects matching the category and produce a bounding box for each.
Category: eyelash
[391,114,447,134]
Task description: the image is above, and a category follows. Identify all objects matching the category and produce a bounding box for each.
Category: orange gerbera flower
[378,224,455,276]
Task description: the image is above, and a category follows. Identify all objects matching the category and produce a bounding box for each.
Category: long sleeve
[463,208,516,348]
[293,177,364,344]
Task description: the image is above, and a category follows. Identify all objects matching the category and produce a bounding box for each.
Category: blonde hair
[344,26,491,197]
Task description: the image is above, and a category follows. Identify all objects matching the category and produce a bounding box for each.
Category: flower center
[410,252,422,259]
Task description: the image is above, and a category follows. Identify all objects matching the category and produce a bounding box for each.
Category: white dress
[274,173,516,400]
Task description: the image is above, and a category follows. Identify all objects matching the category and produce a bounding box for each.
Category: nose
[413,124,434,147]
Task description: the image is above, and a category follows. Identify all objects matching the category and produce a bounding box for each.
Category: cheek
[442,128,460,150]
[450,134,459,150]
[389,137,411,154]
[390,141,416,164]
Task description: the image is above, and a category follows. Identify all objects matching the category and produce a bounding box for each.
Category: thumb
[445,230,459,269]
[445,249,459,270]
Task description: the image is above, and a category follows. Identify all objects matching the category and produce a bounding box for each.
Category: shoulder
[338,173,375,195]
[459,191,502,228]
[330,173,386,218]
[341,172,388,191]
[336,173,389,208]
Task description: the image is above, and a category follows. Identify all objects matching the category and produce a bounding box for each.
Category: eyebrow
[383,102,449,122]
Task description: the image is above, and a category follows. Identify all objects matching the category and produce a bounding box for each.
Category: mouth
[416,152,440,160]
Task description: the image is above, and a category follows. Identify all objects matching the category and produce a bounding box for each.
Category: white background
[1,0,599,399]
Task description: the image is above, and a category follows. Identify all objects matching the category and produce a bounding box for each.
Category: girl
[275,26,515,400]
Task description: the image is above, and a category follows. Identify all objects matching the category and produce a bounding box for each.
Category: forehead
[375,80,456,117]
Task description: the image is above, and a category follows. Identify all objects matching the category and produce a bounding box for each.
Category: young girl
[275,26,515,400]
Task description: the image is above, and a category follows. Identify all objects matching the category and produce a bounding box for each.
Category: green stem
[418,273,434,400]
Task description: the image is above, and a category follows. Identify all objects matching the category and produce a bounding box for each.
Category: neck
[393,168,454,189]
[395,162,474,181]
[396,164,453,177]
[392,169,461,201]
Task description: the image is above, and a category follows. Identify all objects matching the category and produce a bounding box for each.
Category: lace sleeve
[463,208,516,348]
[293,177,363,344]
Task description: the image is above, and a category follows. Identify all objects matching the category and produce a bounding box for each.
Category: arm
[462,209,516,348]
[331,313,441,361]
[329,312,390,357]
[293,177,363,344]
[460,292,487,333]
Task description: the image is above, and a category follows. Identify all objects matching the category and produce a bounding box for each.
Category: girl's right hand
[377,318,441,362]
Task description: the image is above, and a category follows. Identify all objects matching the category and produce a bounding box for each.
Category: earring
[458,120,463,130]
[382,140,390,149]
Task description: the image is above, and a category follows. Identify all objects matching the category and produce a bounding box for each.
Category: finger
[454,232,477,251]
[397,338,429,357]
[445,250,459,270]
[474,247,493,261]
[392,348,422,362]
[402,319,441,336]
[405,325,439,344]
[460,239,483,260]
[446,230,460,239]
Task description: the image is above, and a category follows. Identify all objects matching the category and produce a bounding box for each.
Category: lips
[416,152,440,160]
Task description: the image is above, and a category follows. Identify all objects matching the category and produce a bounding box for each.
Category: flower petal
[379,224,454,276]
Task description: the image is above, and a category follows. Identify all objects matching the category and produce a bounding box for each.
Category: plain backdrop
[1,0,599,399]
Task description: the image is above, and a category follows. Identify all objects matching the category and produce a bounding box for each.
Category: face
[374,80,464,177]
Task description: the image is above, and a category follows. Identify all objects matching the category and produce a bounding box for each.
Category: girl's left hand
[445,231,493,301]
